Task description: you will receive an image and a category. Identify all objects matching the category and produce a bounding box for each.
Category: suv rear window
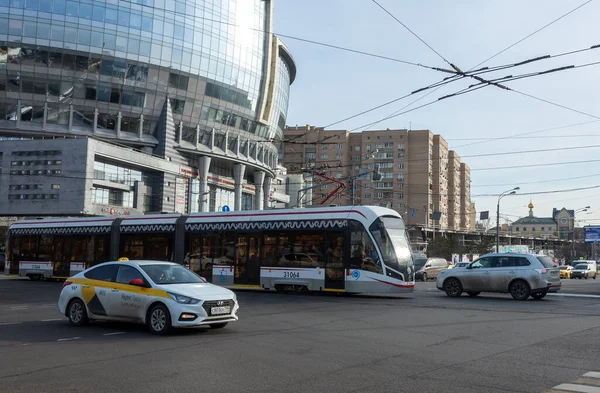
[536,256,555,268]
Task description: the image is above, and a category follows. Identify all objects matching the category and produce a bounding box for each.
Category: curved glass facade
[0,0,294,174]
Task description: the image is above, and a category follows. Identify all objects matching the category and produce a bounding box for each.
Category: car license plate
[211,306,231,315]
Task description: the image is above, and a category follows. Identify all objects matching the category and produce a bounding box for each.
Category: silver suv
[436,253,561,300]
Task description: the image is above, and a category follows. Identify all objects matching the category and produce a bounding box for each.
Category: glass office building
[0,0,296,216]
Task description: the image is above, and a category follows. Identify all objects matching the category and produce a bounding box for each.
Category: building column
[233,164,246,211]
[254,171,265,210]
[93,108,99,134]
[263,175,273,209]
[138,114,144,138]
[116,111,122,137]
[196,156,211,212]
[16,100,22,127]
[42,102,48,129]
[68,103,73,130]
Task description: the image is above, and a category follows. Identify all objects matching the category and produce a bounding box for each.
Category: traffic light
[372,164,382,181]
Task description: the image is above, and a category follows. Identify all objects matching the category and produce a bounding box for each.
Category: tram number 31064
[283,271,300,279]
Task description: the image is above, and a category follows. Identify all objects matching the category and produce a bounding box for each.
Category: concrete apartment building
[282,125,473,231]
[448,151,462,230]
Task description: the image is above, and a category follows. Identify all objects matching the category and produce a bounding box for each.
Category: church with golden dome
[510,201,575,239]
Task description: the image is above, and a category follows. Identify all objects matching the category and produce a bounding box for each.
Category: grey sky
[274,0,600,227]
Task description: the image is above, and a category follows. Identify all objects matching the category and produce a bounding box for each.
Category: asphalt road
[1,277,600,393]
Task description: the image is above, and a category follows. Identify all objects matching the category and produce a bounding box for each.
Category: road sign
[584,226,600,243]
[222,205,230,212]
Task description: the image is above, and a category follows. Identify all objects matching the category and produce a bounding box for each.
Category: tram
[5,206,415,294]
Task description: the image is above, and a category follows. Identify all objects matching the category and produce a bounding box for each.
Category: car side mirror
[129,278,146,287]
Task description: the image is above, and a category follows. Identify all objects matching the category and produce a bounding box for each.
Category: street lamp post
[496,187,519,252]
[571,206,590,260]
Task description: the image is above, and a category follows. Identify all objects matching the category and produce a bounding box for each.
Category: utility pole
[496,188,519,252]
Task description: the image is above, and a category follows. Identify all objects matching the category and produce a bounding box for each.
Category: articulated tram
[4,206,415,294]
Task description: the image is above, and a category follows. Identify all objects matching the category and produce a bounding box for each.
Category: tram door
[324,232,346,290]
[52,237,71,278]
[234,234,261,286]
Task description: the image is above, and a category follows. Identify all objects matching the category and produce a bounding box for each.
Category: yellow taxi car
[559,265,573,279]
[58,259,239,334]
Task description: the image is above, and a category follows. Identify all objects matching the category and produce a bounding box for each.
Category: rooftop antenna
[409,122,412,131]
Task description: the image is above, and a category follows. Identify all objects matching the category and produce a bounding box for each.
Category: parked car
[559,265,573,279]
[436,253,561,300]
[570,262,597,279]
[414,257,448,281]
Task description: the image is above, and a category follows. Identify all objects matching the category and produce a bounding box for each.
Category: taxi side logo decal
[87,294,107,316]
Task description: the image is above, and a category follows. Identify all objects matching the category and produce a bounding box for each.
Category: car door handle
[484,272,490,275]
[111,289,119,292]
[81,284,89,288]
[509,271,516,274]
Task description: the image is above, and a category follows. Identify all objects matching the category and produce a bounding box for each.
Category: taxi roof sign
[118,257,129,261]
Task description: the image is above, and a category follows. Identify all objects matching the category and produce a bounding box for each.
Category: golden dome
[528,201,534,209]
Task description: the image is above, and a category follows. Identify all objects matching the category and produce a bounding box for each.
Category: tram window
[263,233,278,266]
[327,232,344,267]
[70,236,86,261]
[85,237,94,264]
[349,221,382,273]
[214,232,235,266]
[93,235,109,265]
[121,235,144,259]
[146,236,172,261]
[276,234,292,266]
[13,236,34,260]
[38,235,54,261]
[294,234,325,268]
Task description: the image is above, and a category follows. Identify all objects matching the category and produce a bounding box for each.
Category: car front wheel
[443,278,462,297]
[510,280,530,300]
[67,298,89,326]
[147,304,171,335]
[421,273,427,282]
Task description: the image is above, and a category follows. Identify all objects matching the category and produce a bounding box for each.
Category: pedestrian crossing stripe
[547,371,600,393]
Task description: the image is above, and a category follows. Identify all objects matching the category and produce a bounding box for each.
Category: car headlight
[168,292,200,304]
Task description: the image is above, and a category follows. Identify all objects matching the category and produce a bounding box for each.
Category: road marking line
[40,304,57,308]
[10,306,27,310]
[548,293,600,299]
[583,373,600,379]
[41,318,62,322]
[552,383,600,392]
[57,337,81,342]
[102,332,125,336]
[0,322,22,326]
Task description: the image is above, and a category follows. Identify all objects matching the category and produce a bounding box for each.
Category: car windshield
[574,264,588,270]
[414,258,427,269]
[369,216,413,272]
[141,264,205,285]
